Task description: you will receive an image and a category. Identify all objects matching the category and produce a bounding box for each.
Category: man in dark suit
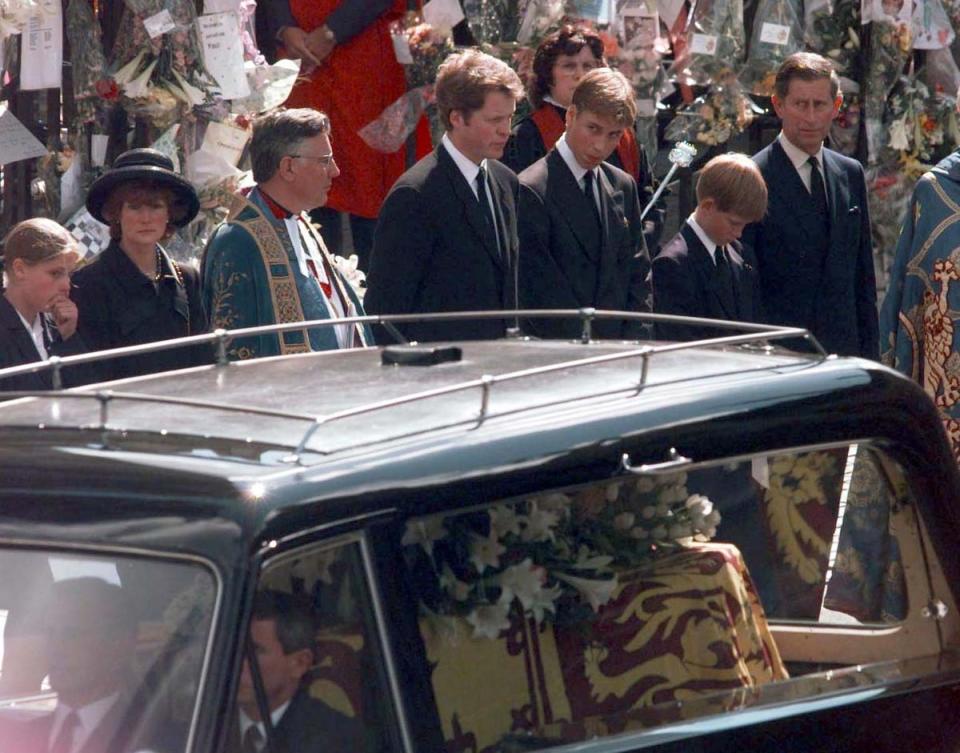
[517,67,652,340]
[741,52,878,359]
[651,153,767,341]
[234,590,363,753]
[365,49,525,343]
[0,578,149,753]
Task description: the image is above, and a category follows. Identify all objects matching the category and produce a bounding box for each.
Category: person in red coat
[257,0,441,270]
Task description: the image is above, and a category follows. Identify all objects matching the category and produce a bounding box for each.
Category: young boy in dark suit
[650,152,767,341]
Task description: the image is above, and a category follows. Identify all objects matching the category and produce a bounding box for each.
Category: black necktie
[49,710,80,753]
[241,724,263,753]
[715,246,737,317]
[583,170,602,230]
[808,156,830,227]
[476,165,500,258]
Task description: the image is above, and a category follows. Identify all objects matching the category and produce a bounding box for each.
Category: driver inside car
[233,590,365,753]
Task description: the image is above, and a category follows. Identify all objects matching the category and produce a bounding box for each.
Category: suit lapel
[681,224,735,319]
[0,296,43,364]
[595,167,623,301]
[438,145,503,269]
[548,151,600,261]
[821,149,848,243]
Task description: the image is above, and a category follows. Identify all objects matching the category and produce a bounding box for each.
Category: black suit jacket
[365,144,520,343]
[741,141,879,358]
[226,689,366,753]
[517,150,651,339]
[0,295,89,392]
[650,222,761,341]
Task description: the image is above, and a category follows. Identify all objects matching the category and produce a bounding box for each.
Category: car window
[243,539,401,753]
[0,549,216,753]
[399,443,916,751]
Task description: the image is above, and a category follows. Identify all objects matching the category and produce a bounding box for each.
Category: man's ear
[832,93,844,116]
[565,105,577,129]
[289,647,314,681]
[450,109,465,130]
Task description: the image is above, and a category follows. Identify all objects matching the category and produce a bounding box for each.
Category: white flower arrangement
[403,474,721,641]
[0,0,39,40]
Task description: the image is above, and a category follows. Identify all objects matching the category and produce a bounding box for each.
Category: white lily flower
[489,504,521,537]
[497,559,546,610]
[571,545,614,570]
[466,601,511,640]
[469,531,506,573]
[401,516,447,556]
[169,69,208,106]
[123,58,159,100]
[555,572,618,612]
[439,564,471,602]
[521,501,560,542]
[113,51,146,86]
[889,119,910,151]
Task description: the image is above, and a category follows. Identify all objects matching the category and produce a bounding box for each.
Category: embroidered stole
[225,192,367,353]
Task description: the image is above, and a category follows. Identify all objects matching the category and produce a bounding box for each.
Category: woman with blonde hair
[72,148,209,381]
[0,218,86,390]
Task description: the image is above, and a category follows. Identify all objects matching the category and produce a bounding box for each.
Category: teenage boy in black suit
[741,51,878,359]
[365,49,524,343]
[650,152,767,341]
[517,67,651,340]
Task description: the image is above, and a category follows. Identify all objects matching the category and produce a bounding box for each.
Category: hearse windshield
[0,548,216,753]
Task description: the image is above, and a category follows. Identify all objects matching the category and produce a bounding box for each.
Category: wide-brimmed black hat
[86,148,200,227]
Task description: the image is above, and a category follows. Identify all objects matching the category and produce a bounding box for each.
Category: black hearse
[0,311,958,753]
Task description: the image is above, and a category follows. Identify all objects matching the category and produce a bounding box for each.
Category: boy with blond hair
[650,152,767,341]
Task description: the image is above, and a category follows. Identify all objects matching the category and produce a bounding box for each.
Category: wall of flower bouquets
[1,0,959,296]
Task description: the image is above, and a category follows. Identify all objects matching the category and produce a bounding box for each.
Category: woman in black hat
[72,148,211,381]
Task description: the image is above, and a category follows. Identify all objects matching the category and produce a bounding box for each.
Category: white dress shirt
[778,132,827,201]
[49,693,120,753]
[686,213,720,264]
[555,134,600,212]
[15,309,48,360]
[238,699,292,752]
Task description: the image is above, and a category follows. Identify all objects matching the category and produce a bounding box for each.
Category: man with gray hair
[201,107,371,360]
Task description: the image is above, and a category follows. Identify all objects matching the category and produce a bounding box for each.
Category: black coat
[741,141,879,359]
[503,105,664,252]
[650,222,761,341]
[517,150,651,340]
[226,689,366,753]
[0,295,89,391]
[365,145,520,343]
[71,242,211,382]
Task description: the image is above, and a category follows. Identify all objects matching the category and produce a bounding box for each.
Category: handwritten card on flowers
[402,473,720,641]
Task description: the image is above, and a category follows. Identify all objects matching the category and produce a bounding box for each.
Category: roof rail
[0,311,824,462]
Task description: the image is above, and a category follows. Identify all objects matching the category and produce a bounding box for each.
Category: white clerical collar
[442,132,486,198]
[686,213,720,263]
[239,699,292,742]
[778,132,824,169]
[555,133,594,185]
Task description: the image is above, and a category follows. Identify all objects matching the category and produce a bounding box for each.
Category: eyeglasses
[289,153,336,168]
